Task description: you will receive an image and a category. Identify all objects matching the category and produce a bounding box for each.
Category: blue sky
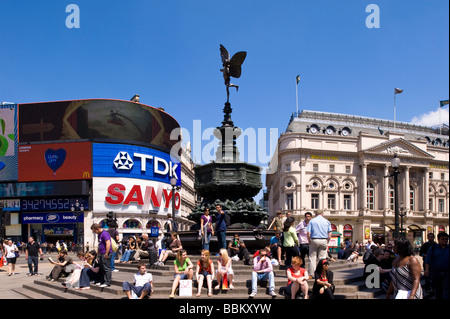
[1,0,449,200]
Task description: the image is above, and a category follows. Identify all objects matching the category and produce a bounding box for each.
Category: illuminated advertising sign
[18,142,92,182]
[21,212,84,224]
[93,177,180,215]
[19,99,180,154]
[0,103,18,181]
[0,199,20,211]
[20,197,89,212]
[0,180,89,198]
[92,143,181,186]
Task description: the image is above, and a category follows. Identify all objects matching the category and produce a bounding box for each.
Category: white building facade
[266,110,449,247]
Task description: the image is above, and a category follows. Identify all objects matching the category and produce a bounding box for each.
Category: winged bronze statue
[220,44,247,102]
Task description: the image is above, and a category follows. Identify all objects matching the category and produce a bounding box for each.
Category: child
[196,250,215,297]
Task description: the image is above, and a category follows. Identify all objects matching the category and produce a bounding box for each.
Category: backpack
[107,229,119,252]
[110,237,119,252]
[163,235,173,247]
[165,219,178,232]
[363,250,373,264]
[172,220,179,232]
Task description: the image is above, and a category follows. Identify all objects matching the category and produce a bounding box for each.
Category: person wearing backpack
[90,223,112,287]
[165,213,178,232]
[108,224,120,273]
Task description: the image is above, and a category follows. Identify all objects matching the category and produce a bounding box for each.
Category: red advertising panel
[18,142,92,181]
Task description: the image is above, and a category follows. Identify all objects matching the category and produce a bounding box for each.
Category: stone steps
[17,255,385,299]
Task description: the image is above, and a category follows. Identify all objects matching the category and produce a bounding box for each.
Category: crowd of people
[1,207,448,300]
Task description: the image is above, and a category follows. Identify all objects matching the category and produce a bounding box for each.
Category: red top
[197,259,213,274]
[287,267,307,285]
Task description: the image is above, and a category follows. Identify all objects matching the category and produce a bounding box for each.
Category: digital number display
[20,198,89,212]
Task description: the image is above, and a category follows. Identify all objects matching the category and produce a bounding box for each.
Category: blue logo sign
[92,143,181,186]
[21,212,84,224]
[150,227,160,237]
[46,214,60,223]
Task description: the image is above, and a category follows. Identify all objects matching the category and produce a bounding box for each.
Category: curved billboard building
[0,98,191,247]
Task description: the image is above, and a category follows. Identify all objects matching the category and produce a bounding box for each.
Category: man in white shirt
[295,212,313,266]
[122,262,153,299]
[365,239,373,251]
[306,210,331,276]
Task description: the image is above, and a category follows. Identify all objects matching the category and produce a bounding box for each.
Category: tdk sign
[93,143,181,186]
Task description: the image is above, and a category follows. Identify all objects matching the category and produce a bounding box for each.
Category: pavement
[0,253,58,299]
[0,251,374,300]
[0,252,432,300]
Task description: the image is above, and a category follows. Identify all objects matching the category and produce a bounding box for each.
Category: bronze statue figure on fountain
[220,44,246,103]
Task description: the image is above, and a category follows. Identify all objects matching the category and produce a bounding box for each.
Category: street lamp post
[391,154,401,239]
[399,202,407,238]
[71,199,84,252]
[170,177,179,217]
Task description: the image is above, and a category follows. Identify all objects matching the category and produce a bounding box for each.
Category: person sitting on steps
[122,262,153,299]
[169,249,194,299]
[215,248,234,290]
[195,249,215,297]
[155,232,182,267]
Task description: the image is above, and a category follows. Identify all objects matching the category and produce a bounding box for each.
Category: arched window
[367,183,375,210]
[100,219,109,229]
[409,185,415,211]
[146,220,161,229]
[123,219,142,229]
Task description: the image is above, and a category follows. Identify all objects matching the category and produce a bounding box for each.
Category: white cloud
[410,107,449,127]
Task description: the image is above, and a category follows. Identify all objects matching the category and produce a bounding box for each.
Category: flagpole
[394,92,396,130]
[296,78,299,117]
[439,104,442,135]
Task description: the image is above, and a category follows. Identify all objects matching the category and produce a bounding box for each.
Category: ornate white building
[178,142,197,230]
[266,110,449,247]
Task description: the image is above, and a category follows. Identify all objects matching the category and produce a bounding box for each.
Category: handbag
[179,279,193,296]
[14,251,20,258]
[395,289,411,299]
[110,238,119,252]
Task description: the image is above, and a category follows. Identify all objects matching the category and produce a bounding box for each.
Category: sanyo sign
[92,143,181,185]
[93,177,181,214]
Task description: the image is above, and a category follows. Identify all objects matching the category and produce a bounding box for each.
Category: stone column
[362,164,368,209]
[424,168,429,212]
[404,166,410,210]
[300,159,306,211]
[321,188,325,211]
[384,164,390,210]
